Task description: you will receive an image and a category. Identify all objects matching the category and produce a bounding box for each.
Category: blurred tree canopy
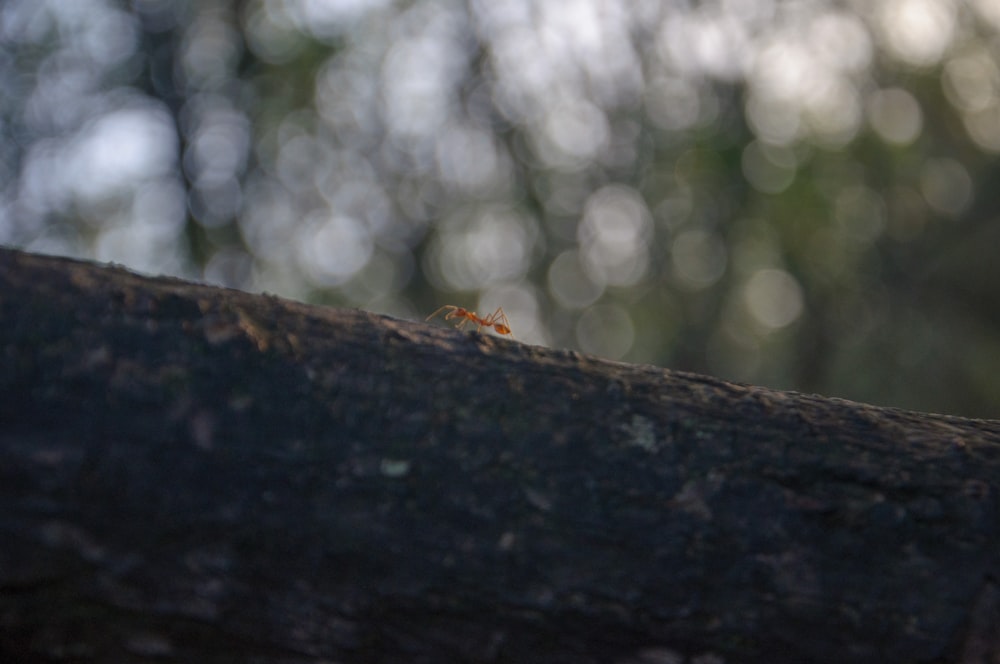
[2,0,999,416]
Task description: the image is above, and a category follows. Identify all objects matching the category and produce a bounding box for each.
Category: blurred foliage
[2,0,1000,416]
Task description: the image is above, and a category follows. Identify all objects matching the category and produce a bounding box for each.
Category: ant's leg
[482,307,514,337]
[454,315,475,330]
[476,308,498,333]
[493,307,511,328]
[490,307,514,339]
[480,307,500,326]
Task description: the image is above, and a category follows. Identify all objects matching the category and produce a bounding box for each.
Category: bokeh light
[2,0,1000,415]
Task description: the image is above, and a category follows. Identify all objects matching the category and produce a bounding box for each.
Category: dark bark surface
[1,247,999,663]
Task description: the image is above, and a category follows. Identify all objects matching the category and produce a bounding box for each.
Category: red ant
[426,305,514,337]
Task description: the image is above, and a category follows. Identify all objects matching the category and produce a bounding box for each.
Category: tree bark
[1,247,998,663]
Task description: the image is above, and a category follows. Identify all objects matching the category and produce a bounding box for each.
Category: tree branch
[2,248,998,663]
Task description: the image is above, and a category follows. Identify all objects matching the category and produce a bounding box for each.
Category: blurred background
[2,0,999,417]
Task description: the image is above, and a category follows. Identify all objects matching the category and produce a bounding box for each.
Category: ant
[426,305,514,337]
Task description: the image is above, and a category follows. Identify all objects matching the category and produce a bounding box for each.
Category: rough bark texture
[1,247,999,664]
